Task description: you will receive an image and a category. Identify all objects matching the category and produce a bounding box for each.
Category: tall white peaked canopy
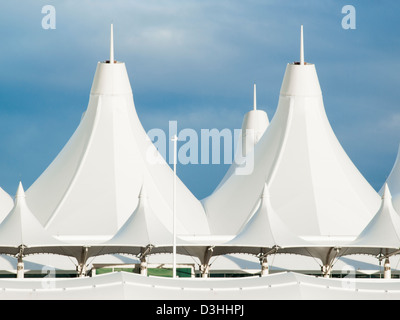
[26,26,210,240]
[203,26,381,237]
[383,144,400,213]
[0,186,13,223]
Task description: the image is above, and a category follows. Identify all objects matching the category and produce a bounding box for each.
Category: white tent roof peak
[26,27,210,239]
[241,84,269,154]
[13,182,31,218]
[203,29,380,236]
[228,182,305,248]
[351,183,400,249]
[382,143,400,213]
[106,184,172,247]
[0,182,63,248]
[280,62,321,97]
[206,83,269,192]
[15,181,25,201]
[90,60,131,96]
[382,183,392,200]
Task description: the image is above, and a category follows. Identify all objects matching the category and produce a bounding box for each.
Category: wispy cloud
[0,0,399,198]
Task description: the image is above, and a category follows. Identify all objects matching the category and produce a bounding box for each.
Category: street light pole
[171,134,178,278]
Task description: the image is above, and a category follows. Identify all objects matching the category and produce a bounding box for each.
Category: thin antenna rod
[300,25,304,65]
[253,83,257,110]
[110,24,114,64]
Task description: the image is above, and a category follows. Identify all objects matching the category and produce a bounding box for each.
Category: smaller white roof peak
[380,142,400,214]
[14,182,27,208]
[382,183,392,200]
[228,179,306,248]
[0,183,64,248]
[15,182,25,200]
[352,181,400,248]
[107,184,172,247]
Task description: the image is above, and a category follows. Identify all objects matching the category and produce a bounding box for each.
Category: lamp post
[171,134,178,278]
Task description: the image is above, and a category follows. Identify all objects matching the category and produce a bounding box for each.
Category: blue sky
[0,0,399,199]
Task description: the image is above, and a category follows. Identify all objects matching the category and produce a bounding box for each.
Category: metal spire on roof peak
[253,83,257,110]
[300,25,304,65]
[110,23,114,64]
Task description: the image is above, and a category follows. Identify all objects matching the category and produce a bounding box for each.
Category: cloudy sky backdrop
[0,0,399,199]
